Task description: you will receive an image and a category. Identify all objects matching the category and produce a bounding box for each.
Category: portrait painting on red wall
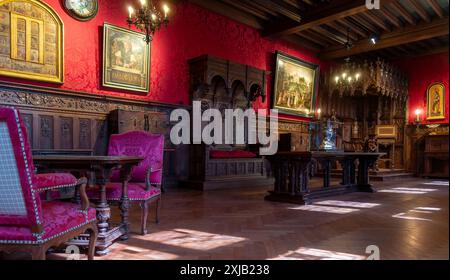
[426,82,446,121]
[102,23,150,93]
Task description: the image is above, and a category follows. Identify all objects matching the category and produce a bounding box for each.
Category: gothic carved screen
[0,0,63,83]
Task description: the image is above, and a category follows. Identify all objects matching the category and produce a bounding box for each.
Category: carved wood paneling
[0,83,189,188]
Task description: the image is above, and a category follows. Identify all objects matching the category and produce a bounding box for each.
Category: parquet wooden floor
[13,178,450,260]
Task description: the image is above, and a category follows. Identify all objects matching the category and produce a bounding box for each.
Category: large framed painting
[426,82,446,120]
[102,23,150,93]
[272,52,319,118]
[0,0,64,83]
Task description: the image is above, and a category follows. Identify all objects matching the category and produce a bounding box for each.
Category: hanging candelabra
[332,58,362,96]
[126,0,170,44]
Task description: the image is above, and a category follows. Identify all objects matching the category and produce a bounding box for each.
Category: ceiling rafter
[319,17,449,60]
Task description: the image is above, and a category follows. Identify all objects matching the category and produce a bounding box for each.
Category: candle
[128,6,134,18]
[415,108,422,123]
[317,108,322,120]
[163,4,169,18]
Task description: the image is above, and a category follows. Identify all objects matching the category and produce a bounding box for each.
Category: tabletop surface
[33,155,144,163]
[269,151,386,157]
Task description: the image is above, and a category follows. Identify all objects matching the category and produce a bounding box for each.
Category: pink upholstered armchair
[0,107,97,260]
[88,131,164,235]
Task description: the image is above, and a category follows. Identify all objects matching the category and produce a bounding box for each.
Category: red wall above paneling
[395,52,449,124]
[0,0,325,122]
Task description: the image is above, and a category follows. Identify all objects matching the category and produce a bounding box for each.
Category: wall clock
[63,0,99,21]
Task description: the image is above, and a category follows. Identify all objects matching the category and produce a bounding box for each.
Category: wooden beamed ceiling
[191,0,449,61]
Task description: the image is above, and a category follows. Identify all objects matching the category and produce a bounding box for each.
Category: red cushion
[210,150,257,159]
[34,173,78,191]
[0,201,96,244]
[87,183,161,201]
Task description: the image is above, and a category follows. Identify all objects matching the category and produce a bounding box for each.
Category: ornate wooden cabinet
[423,134,449,178]
[182,55,274,190]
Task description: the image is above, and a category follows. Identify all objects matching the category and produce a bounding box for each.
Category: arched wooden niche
[231,80,248,109]
[189,55,268,108]
[0,0,64,83]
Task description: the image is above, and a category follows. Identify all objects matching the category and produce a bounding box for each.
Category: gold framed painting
[102,23,150,93]
[426,82,446,120]
[272,51,319,118]
[0,0,64,83]
[376,125,397,139]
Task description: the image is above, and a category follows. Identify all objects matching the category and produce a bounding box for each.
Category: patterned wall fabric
[0,121,27,216]
[0,0,324,121]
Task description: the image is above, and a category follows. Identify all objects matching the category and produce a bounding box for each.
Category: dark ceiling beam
[311,26,347,45]
[251,0,301,22]
[189,0,264,29]
[263,0,395,38]
[336,18,369,38]
[406,0,431,22]
[389,1,416,25]
[303,29,339,45]
[319,17,449,60]
[241,0,278,17]
[284,34,322,52]
[282,0,308,11]
[296,31,329,47]
[376,9,402,28]
[350,14,379,34]
[325,21,358,41]
[427,0,445,18]
[219,0,271,20]
[363,11,391,31]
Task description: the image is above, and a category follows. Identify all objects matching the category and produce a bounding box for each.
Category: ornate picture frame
[272,51,319,118]
[0,0,64,83]
[426,82,446,120]
[102,23,150,93]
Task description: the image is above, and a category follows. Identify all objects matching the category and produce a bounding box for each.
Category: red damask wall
[0,0,324,120]
[395,52,449,124]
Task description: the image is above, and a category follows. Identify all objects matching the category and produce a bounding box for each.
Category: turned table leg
[94,166,113,255]
[321,159,332,188]
[357,156,377,193]
[119,164,133,241]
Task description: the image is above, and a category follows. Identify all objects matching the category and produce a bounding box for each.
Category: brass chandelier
[127,0,170,44]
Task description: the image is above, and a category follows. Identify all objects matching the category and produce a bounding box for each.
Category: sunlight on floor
[422,181,449,186]
[379,187,438,194]
[315,200,380,209]
[132,229,247,251]
[394,187,438,192]
[118,246,180,260]
[392,206,441,222]
[288,205,360,214]
[269,247,366,260]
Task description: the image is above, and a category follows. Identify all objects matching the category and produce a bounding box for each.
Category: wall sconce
[414,108,423,125]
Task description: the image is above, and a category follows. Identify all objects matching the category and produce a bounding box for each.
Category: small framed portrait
[272,51,319,118]
[102,23,150,93]
[426,82,446,120]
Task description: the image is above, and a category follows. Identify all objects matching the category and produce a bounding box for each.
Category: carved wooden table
[33,155,143,255]
[265,151,384,205]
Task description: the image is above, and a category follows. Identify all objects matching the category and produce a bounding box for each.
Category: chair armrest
[145,166,163,189]
[76,178,89,211]
[35,177,89,211]
[34,173,81,193]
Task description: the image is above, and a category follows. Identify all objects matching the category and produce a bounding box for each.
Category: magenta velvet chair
[0,107,97,260]
[88,131,164,235]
